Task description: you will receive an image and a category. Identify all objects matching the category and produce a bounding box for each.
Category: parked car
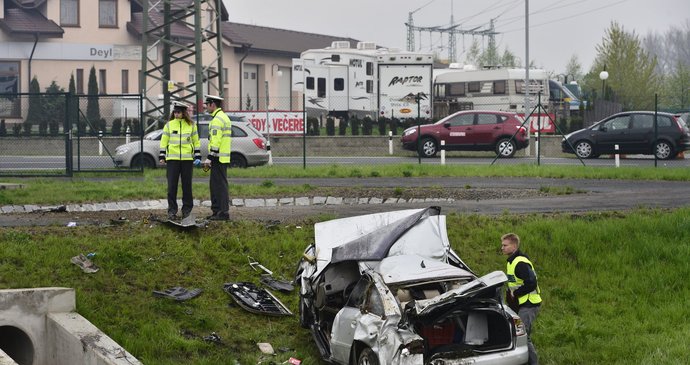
[561,111,690,159]
[294,207,528,365]
[401,110,529,158]
[114,116,269,168]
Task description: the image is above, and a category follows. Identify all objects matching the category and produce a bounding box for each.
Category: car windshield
[144,129,163,140]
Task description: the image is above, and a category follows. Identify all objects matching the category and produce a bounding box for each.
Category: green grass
[1,208,689,364]
[2,163,690,205]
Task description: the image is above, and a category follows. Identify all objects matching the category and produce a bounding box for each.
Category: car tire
[230,153,248,168]
[298,296,313,329]
[357,347,379,365]
[495,138,516,158]
[418,137,438,158]
[132,153,156,169]
[654,140,674,160]
[574,141,595,159]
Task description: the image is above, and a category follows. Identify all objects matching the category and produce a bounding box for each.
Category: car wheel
[230,153,248,168]
[357,347,379,365]
[418,137,437,158]
[132,153,156,169]
[574,141,594,159]
[298,296,313,329]
[654,141,674,160]
[495,138,516,158]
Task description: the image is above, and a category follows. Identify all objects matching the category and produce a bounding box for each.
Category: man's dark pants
[209,156,229,218]
[166,160,193,216]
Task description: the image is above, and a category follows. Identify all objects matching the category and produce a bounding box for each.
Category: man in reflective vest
[502,232,542,365]
[202,94,231,220]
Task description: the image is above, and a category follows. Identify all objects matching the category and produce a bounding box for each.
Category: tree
[86,66,101,134]
[662,60,690,110]
[44,81,66,135]
[586,22,659,110]
[643,20,690,110]
[564,54,583,82]
[25,77,43,135]
[68,73,80,133]
[465,38,521,68]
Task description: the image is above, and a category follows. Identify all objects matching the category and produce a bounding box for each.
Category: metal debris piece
[223,282,292,316]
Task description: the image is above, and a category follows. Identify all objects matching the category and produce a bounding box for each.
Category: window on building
[222,68,228,84]
[60,0,79,26]
[99,69,107,94]
[366,80,373,94]
[189,66,195,83]
[0,61,20,117]
[366,62,374,76]
[243,72,248,80]
[468,82,480,93]
[121,69,129,94]
[333,78,344,91]
[99,0,117,28]
[76,68,84,94]
[250,72,256,80]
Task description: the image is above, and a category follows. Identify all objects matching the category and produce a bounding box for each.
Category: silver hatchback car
[295,207,528,365]
[114,114,269,168]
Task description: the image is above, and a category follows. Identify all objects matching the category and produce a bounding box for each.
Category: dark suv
[561,111,690,159]
[401,110,529,158]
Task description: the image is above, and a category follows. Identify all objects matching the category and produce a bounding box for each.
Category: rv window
[334,78,345,91]
[516,80,543,94]
[306,77,314,90]
[449,82,465,96]
[366,80,373,94]
[468,82,480,93]
[493,80,506,95]
[331,55,340,62]
[366,62,374,76]
[434,84,446,98]
[317,78,326,98]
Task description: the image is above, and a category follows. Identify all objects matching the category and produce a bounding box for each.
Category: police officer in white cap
[203,95,231,220]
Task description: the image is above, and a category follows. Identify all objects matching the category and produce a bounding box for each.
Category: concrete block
[369,197,383,204]
[358,198,369,204]
[295,197,310,206]
[343,198,357,205]
[244,199,265,208]
[325,197,342,205]
[265,198,278,207]
[312,197,327,205]
[384,198,398,204]
[231,199,244,207]
[279,198,294,206]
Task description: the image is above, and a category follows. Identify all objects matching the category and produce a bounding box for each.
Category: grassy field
[1,208,688,364]
[2,163,690,205]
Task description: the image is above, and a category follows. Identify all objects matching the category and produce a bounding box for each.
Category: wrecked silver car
[295,207,528,365]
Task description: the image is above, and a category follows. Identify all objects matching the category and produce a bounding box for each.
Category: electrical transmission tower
[140,0,224,131]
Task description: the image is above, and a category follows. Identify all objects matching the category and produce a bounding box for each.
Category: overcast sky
[224,0,689,74]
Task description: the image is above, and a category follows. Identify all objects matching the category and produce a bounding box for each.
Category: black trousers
[166,160,194,216]
[209,156,229,217]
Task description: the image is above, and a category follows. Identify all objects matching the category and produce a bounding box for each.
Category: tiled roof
[222,22,360,57]
[0,8,63,37]
[127,12,196,41]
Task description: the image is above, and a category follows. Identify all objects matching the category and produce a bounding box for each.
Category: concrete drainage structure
[0,288,141,365]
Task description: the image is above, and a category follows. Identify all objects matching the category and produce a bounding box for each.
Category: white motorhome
[433,66,550,118]
[292,42,433,119]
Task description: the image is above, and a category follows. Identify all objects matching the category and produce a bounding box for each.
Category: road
[1,155,689,171]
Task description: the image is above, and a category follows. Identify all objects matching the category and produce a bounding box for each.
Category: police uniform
[507,250,542,365]
[205,95,231,220]
[159,101,201,219]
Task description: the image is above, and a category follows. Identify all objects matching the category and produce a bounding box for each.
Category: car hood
[410,270,507,317]
[312,207,469,278]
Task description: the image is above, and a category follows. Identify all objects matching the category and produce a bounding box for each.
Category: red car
[401,110,529,158]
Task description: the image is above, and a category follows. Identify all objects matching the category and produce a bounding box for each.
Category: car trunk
[404,271,516,360]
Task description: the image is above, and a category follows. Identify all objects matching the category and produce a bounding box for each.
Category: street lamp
[599,65,609,100]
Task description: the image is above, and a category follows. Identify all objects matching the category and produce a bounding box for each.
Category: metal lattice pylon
[140,0,224,131]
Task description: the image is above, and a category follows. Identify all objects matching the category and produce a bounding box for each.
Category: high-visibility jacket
[207,108,232,163]
[159,118,201,161]
[506,255,542,306]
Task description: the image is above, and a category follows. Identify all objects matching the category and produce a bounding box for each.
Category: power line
[498,0,629,33]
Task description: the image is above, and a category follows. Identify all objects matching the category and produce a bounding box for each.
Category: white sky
[224,0,689,74]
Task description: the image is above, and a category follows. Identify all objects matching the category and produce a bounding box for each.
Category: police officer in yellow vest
[202,95,231,220]
[501,232,542,365]
[159,101,201,220]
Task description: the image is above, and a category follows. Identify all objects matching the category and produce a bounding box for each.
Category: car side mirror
[443,122,451,128]
[600,126,607,132]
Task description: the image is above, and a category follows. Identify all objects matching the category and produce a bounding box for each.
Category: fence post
[125,126,130,144]
[441,140,446,165]
[98,130,103,155]
[615,144,620,168]
[388,131,393,155]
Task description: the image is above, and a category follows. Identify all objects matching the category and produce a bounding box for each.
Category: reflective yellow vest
[208,108,232,163]
[506,256,542,306]
[160,119,200,160]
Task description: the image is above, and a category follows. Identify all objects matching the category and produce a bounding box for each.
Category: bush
[22,121,33,136]
[112,118,122,136]
[49,119,60,135]
[307,116,319,136]
[362,116,373,135]
[326,117,335,136]
[377,117,387,135]
[0,119,6,136]
[12,123,22,136]
[338,117,348,135]
[350,116,360,136]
